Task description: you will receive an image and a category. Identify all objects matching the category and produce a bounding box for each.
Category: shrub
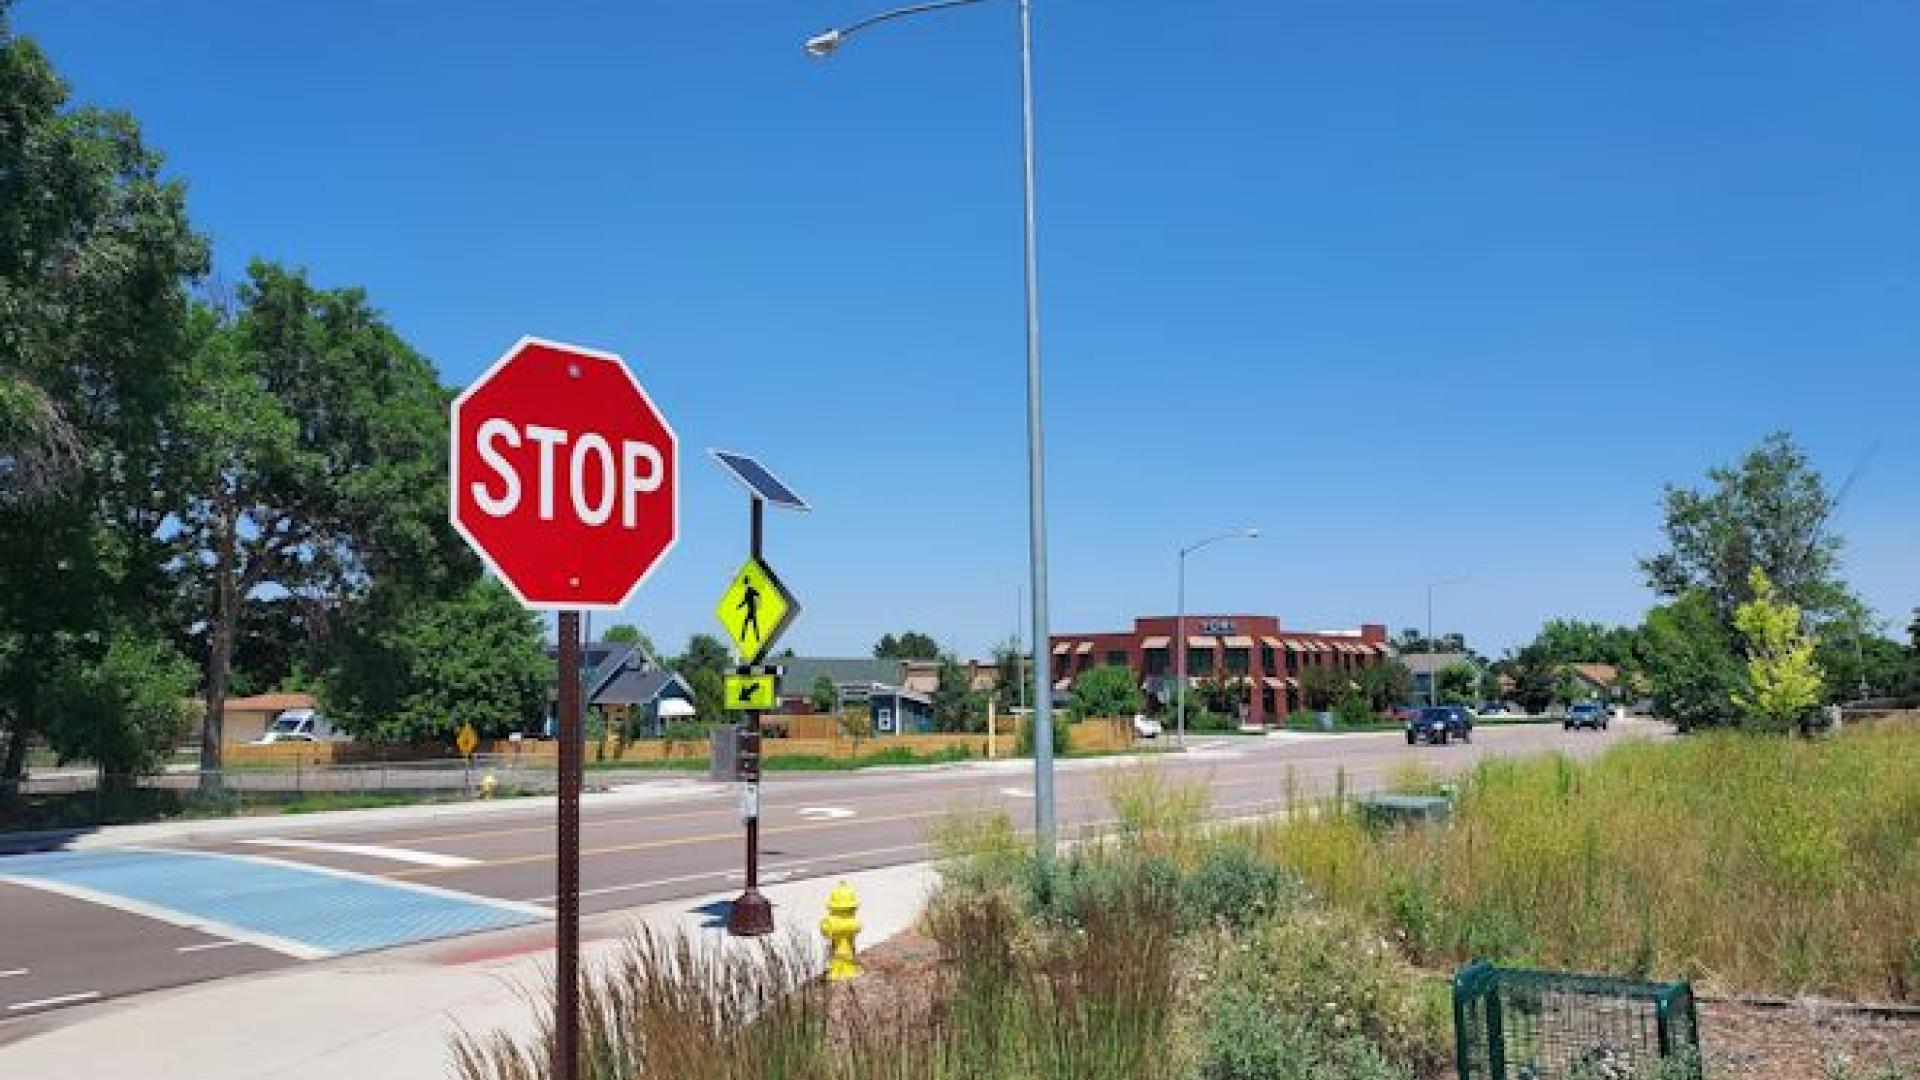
[1216,910,1450,1074]
[1180,842,1307,933]
[1104,762,1210,851]
[1198,987,1411,1080]
[1015,710,1072,756]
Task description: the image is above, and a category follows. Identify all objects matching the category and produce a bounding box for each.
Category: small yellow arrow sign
[714,556,798,664]
[725,673,779,711]
[456,722,479,757]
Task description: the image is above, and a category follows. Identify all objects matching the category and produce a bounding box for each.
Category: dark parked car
[1564,702,1610,731]
[1407,705,1473,745]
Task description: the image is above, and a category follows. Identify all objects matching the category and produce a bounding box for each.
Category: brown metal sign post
[554,610,583,1080]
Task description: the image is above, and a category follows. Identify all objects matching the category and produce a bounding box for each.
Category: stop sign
[450,337,679,610]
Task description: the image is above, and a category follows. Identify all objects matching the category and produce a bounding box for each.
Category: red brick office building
[1049,615,1392,726]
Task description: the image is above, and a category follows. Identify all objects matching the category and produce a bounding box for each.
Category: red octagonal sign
[450,337,678,610]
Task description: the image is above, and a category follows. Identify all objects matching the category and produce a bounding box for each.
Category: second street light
[804,0,1060,852]
[1176,528,1259,748]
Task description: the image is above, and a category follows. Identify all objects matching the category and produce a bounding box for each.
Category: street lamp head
[1243,527,1261,539]
[804,30,843,57]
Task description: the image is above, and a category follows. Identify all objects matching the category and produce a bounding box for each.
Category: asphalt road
[0,719,1661,1025]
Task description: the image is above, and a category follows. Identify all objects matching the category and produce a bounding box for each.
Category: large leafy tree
[1640,433,1856,623]
[1635,591,1744,732]
[989,638,1032,711]
[324,579,551,742]
[1356,658,1413,711]
[1524,619,1641,667]
[43,628,196,784]
[0,4,207,781]
[170,262,450,776]
[675,633,731,676]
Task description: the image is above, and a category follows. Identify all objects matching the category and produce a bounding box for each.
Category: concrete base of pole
[726,888,774,936]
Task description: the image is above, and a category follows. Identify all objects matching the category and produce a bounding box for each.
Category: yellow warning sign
[725,673,779,711]
[456,722,479,757]
[714,556,797,664]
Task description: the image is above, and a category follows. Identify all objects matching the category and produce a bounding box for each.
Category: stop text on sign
[469,419,666,527]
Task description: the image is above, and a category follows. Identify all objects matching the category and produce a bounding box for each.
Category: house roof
[1569,663,1620,687]
[223,693,317,712]
[582,644,692,707]
[777,657,908,692]
[1398,651,1477,676]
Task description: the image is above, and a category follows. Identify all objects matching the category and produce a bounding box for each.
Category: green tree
[1299,666,1348,712]
[930,655,983,732]
[1731,568,1825,733]
[874,631,940,661]
[1640,433,1857,624]
[1501,646,1561,714]
[1814,622,1913,703]
[324,579,552,742]
[1436,662,1480,706]
[688,667,726,727]
[1636,591,1744,731]
[1526,619,1640,667]
[810,674,838,714]
[1072,664,1143,719]
[601,624,653,655]
[989,638,1031,711]
[0,4,207,782]
[43,628,196,784]
[676,634,731,676]
[1356,659,1414,711]
[171,263,450,777]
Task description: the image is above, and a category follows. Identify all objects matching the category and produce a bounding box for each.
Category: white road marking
[0,968,27,979]
[0,874,329,961]
[238,837,479,868]
[1000,786,1034,798]
[176,940,244,954]
[795,807,854,821]
[8,990,101,1012]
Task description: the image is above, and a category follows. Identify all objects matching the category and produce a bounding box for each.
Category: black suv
[1406,705,1473,745]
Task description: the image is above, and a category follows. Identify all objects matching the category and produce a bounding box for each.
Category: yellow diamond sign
[456,722,478,758]
[714,556,798,664]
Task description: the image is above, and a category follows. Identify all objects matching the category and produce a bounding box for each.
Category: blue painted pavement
[0,847,545,957]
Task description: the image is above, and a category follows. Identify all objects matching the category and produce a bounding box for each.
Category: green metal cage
[1453,962,1701,1080]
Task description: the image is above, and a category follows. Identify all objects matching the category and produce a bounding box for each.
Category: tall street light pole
[805,0,1059,853]
[1424,575,1468,705]
[1176,528,1259,748]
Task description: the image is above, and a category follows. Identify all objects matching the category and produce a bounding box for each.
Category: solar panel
[709,450,810,511]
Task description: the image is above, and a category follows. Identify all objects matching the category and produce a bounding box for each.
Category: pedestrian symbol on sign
[713,556,795,665]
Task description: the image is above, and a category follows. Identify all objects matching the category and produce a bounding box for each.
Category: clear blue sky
[22,0,1919,657]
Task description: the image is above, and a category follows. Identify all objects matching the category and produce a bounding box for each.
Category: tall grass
[1242,724,1920,1000]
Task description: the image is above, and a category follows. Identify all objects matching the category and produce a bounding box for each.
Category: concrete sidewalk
[0,860,939,1079]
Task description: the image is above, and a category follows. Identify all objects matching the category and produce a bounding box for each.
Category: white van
[250,708,346,744]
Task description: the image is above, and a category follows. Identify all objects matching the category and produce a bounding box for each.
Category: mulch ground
[841,932,1918,1078]
[1699,999,1918,1079]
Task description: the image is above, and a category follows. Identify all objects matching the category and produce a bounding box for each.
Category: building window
[1285,650,1299,675]
[1260,646,1276,673]
[1144,648,1167,676]
[1225,649,1250,676]
[1106,650,1128,670]
[1186,647,1215,677]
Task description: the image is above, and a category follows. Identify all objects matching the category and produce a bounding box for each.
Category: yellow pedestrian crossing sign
[714,556,798,664]
[725,673,779,711]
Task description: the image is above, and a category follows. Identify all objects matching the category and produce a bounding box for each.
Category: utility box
[1356,793,1453,829]
[708,724,740,783]
[1452,962,1701,1080]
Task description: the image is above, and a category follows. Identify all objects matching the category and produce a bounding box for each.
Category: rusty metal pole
[728,498,774,936]
[555,611,583,1080]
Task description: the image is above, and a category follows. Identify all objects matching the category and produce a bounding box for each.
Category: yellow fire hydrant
[819,881,862,981]
[479,773,498,800]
